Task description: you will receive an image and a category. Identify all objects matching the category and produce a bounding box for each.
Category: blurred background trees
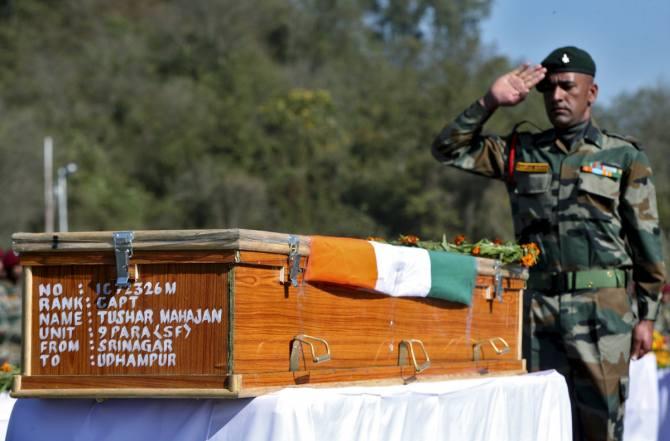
[0,0,668,257]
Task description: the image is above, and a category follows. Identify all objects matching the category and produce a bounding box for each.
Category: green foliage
[0,0,667,257]
[0,363,19,393]
[380,234,540,267]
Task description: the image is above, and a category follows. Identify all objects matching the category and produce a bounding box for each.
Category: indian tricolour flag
[305,236,477,306]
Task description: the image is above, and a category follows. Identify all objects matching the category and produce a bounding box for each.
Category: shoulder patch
[602,130,643,150]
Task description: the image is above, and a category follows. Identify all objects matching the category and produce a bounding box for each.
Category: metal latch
[287,235,301,287]
[398,339,431,373]
[289,334,331,372]
[113,231,134,288]
[472,336,510,361]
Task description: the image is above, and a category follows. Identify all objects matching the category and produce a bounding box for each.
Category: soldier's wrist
[479,93,499,113]
[638,300,660,321]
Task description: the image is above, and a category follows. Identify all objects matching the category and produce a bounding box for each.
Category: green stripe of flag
[427,250,477,306]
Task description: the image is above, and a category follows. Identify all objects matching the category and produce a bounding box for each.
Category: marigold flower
[521,253,536,267]
[524,242,541,255]
[653,331,665,351]
[399,235,420,246]
[1,362,12,373]
[453,235,466,246]
[493,238,503,245]
[471,246,481,255]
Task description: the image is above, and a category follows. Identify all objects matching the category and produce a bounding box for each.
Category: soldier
[431,46,665,441]
[655,284,670,338]
[0,250,22,366]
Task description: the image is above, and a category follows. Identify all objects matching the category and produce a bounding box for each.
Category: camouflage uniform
[655,301,670,336]
[432,100,666,441]
[0,279,22,366]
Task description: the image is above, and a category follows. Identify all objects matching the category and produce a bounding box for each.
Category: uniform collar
[547,119,603,154]
[583,120,603,148]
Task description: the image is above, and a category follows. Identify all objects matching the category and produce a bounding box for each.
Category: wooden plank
[22,267,33,376]
[15,374,231,389]
[238,251,291,267]
[517,289,524,360]
[19,250,238,266]
[28,263,229,377]
[12,375,241,398]
[13,229,528,280]
[236,359,526,392]
[12,360,525,398]
[12,388,241,399]
[232,266,522,373]
[12,229,312,256]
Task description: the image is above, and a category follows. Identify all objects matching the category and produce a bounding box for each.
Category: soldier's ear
[588,82,598,106]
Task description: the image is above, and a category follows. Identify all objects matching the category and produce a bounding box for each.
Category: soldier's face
[539,72,598,129]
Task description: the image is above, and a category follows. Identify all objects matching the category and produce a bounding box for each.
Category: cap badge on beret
[540,46,596,77]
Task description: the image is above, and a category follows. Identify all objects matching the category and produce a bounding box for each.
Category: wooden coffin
[11,229,527,398]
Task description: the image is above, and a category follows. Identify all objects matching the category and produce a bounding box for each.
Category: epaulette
[602,130,643,150]
[511,120,543,135]
[508,120,547,147]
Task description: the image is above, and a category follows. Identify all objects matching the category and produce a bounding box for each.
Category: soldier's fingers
[519,65,545,84]
[630,339,641,360]
[510,63,530,76]
[508,76,529,96]
[525,71,546,88]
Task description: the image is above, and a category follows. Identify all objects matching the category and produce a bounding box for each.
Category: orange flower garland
[371,234,541,267]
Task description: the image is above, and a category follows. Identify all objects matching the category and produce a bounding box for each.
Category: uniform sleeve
[620,149,666,320]
[431,100,509,180]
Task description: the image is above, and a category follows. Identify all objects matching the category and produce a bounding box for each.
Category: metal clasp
[113,231,134,288]
[287,235,301,287]
[289,334,331,372]
[398,339,431,373]
[472,336,510,361]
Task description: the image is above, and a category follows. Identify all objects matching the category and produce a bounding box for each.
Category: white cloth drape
[658,368,670,441]
[624,352,659,441]
[0,393,16,441]
[208,370,571,441]
[7,370,571,441]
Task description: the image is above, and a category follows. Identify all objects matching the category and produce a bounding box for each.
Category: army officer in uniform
[431,46,665,441]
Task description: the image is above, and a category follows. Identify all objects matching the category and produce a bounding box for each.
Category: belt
[527,268,627,293]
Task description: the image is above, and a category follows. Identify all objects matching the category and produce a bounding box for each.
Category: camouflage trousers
[523,287,634,441]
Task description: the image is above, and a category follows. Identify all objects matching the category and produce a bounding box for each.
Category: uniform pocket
[516,172,552,194]
[578,172,620,213]
[578,172,619,199]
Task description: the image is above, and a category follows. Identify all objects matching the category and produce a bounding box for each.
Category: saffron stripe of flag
[305,236,476,305]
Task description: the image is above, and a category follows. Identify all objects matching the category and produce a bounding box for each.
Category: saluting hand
[480,64,547,111]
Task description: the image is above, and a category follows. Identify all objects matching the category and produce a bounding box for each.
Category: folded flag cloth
[304,236,477,306]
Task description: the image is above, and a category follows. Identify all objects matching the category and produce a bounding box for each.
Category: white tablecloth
[659,368,670,441]
[0,394,16,441]
[6,370,571,441]
[624,353,659,441]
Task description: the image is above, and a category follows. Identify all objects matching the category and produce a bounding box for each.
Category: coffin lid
[11,228,527,279]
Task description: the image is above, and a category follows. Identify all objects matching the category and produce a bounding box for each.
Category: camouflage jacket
[432,100,666,320]
[656,302,670,336]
